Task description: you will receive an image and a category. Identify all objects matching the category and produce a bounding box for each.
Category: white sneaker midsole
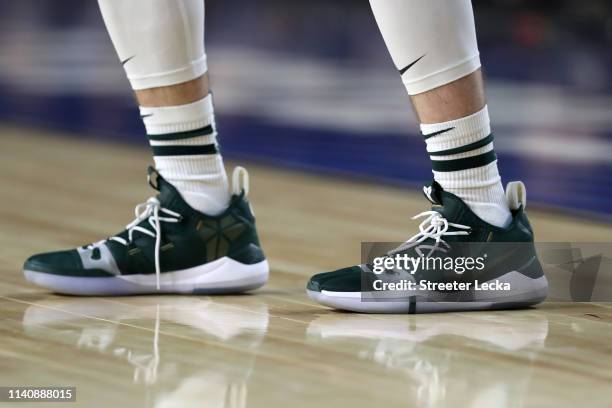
[24,257,269,295]
[308,272,549,313]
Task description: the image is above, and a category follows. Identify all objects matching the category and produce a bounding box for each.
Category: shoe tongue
[422,180,469,224]
[147,166,187,212]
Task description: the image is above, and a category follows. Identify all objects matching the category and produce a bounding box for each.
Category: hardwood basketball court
[1,127,611,407]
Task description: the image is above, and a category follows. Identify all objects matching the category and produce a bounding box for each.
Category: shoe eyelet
[90,247,101,260]
[127,246,141,256]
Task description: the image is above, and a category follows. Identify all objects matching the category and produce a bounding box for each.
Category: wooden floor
[1,126,612,408]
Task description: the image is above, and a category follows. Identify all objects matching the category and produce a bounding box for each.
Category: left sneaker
[306,180,548,313]
[23,166,268,295]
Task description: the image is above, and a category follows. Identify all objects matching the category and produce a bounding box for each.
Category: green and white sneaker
[307,181,548,313]
[23,166,268,295]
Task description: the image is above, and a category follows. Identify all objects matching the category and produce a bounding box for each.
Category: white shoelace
[107,197,182,290]
[388,211,471,258]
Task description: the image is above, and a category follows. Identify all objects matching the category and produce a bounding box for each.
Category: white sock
[420,106,511,228]
[140,95,230,215]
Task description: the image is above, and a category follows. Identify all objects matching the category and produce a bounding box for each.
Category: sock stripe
[148,125,214,141]
[429,134,494,156]
[151,144,218,156]
[431,151,496,172]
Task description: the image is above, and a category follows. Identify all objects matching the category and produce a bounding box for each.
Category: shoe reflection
[22,296,269,407]
[307,312,548,408]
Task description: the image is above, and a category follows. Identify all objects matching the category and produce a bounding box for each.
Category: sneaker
[306,180,548,313]
[23,166,268,295]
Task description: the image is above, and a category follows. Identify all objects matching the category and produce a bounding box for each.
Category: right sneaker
[23,166,268,295]
[307,180,548,313]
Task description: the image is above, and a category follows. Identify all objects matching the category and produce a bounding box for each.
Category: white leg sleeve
[98,0,207,90]
[369,0,481,95]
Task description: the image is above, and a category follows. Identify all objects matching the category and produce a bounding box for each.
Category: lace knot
[388,211,471,258]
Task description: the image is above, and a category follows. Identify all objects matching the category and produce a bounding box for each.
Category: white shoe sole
[24,257,269,296]
[307,272,548,314]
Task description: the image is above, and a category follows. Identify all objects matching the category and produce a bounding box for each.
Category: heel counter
[516,210,542,278]
[517,207,535,240]
[520,254,545,279]
[230,242,266,265]
[229,194,266,264]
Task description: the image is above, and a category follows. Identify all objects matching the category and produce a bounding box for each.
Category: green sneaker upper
[307,180,543,293]
[24,167,265,285]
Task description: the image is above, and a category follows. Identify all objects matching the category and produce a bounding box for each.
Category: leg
[99,0,228,215]
[22,0,268,295]
[135,75,210,107]
[371,0,510,228]
[410,70,485,124]
[306,0,547,313]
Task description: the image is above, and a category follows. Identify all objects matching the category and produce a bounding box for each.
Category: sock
[140,94,230,215]
[99,0,227,213]
[420,106,511,228]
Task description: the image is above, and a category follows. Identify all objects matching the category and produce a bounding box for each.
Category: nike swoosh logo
[399,54,425,75]
[423,127,454,140]
[140,113,154,119]
[121,56,135,66]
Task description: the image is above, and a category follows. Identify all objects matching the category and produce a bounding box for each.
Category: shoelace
[107,197,182,290]
[388,211,471,258]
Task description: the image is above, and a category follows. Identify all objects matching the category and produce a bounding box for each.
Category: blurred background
[0,0,611,219]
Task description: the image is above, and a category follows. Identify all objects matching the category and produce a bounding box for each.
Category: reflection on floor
[7,294,612,408]
[21,296,267,407]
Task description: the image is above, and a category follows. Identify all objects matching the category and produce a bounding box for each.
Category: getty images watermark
[369,252,511,292]
[360,242,612,302]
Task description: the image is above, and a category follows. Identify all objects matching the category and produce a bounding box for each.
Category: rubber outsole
[307,273,548,314]
[24,257,269,296]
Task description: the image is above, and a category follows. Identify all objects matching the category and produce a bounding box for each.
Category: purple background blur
[0,0,611,219]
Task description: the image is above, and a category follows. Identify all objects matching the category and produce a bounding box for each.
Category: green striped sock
[140,94,230,215]
[421,105,511,228]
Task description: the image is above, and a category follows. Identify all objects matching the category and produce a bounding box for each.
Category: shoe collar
[422,180,524,234]
[147,166,246,219]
